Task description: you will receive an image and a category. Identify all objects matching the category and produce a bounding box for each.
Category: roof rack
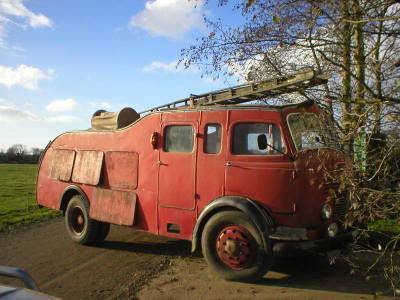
[139,69,329,115]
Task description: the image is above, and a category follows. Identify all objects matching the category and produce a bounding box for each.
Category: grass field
[0,164,60,232]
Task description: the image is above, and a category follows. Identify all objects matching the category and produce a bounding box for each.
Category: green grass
[0,164,61,232]
[368,220,400,234]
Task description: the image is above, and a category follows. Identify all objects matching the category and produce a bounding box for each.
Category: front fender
[191,196,274,252]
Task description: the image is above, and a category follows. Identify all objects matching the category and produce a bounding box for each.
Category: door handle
[225,162,233,167]
[156,161,167,166]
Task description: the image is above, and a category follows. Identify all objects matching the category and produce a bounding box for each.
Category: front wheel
[201,210,273,282]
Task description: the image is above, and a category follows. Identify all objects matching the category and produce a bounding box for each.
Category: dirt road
[0,218,182,299]
[0,218,391,300]
[138,253,390,300]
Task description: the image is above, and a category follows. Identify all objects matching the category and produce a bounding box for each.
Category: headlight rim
[327,222,339,238]
[321,203,333,220]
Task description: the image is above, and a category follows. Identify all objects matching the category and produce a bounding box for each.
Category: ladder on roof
[139,69,329,115]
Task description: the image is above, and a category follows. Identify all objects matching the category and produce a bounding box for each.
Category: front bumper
[272,230,358,256]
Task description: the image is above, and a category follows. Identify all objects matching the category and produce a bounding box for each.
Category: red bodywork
[36,102,342,244]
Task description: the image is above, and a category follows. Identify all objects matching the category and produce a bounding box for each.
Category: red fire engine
[36,70,355,281]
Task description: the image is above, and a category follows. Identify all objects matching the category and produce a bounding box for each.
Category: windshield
[287,113,340,151]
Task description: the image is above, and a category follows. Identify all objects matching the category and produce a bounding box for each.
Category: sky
[0,0,242,151]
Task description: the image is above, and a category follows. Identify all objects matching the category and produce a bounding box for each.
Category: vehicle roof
[67,100,315,134]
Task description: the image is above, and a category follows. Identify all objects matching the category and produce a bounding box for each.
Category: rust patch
[72,150,104,185]
[90,188,136,226]
[104,151,138,190]
[49,149,76,181]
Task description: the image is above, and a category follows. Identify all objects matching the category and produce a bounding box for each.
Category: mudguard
[59,185,89,212]
[191,196,275,252]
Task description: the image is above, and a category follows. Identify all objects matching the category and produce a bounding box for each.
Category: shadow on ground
[95,236,386,296]
[260,255,385,295]
[96,239,194,257]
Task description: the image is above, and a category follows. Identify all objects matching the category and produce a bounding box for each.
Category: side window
[164,125,194,153]
[205,124,221,154]
[233,123,286,155]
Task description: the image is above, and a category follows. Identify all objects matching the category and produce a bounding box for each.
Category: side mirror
[257,134,268,150]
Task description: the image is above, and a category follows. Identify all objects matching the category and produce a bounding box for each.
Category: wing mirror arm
[257,134,295,161]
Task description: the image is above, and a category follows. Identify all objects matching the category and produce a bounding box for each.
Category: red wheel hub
[216,225,257,270]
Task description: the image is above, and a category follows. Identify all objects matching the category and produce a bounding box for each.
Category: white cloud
[45,115,79,122]
[143,59,199,73]
[46,98,78,112]
[88,101,112,109]
[0,0,52,47]
[0,64,52,89]
[0,0,52,27]
[0,100,80,124]
[130,0,205,39]
[143,60,181,72]
[201,76,222,85]
[0,104,38,121]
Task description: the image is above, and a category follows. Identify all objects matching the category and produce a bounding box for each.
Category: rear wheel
[65,195,99,245]
[201,210,273,282]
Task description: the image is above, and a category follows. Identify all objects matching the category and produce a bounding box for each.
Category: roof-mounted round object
[91,107,140,130]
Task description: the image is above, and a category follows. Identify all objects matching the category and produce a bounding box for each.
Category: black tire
[65,195,99,245]
[201,210,273,282]
[95,222,110,244]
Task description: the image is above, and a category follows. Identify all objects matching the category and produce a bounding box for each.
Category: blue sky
[0,0,242,151]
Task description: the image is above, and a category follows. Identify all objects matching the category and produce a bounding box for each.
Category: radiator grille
[334,197,348,223]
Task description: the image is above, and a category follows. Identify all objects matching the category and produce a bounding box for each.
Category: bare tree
[7,144,27,158]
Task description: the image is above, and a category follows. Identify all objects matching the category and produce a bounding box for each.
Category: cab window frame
[230,121,287,156]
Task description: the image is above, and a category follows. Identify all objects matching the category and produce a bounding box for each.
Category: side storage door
[157,116,198,240]
[158,121,197,209]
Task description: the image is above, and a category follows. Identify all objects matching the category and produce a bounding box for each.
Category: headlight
[327,223,339,237]
[322,203,333,220]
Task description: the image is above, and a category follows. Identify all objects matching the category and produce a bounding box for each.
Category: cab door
[195,110,227,213]
[224,110,296,214]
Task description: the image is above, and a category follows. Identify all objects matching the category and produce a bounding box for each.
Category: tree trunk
[340,0,353,153]
[354,0,366,121]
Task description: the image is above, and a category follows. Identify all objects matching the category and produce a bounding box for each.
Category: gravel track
[0,218,184,299]
[0,218,392,300]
